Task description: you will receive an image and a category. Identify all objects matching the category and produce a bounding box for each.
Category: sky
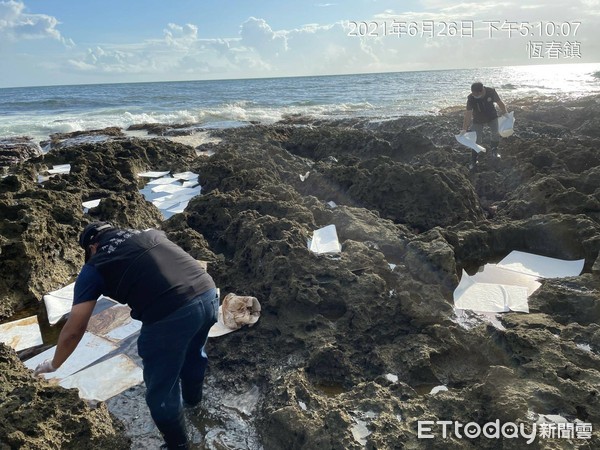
[1,0,599,88]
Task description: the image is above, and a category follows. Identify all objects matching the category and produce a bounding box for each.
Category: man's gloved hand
[34,359,57,376]
[460,129,467,135]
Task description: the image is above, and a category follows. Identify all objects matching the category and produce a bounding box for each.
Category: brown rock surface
[0,95,599,449]
[0,343,130,449]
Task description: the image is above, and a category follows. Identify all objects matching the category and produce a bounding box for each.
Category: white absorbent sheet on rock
[0,316,43,352]
[44,282,116,325]
[82,198,101,211]
[146,176,178,186]
[497,250,584,279]
[172,171,199,181]
[453,270,529,313]
[48,164,71,175]
[470,264,541,296]
[151,183,191,194]
[309,224,341,254]
[87,304,141,342]
[59,354,143,402]
[137,170,170,178]
[25,332,117,380]
[139,174,201,219]
[455,132,486,153]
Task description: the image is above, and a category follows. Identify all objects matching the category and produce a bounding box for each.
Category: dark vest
[467,87,500,123]
[89,229,215,323]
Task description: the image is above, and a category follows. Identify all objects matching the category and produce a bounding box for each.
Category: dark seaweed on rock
[1,95,600,449]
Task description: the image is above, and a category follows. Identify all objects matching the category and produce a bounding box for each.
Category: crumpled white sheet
[453,251,585,314]
[209,293,261,338]
[455,131,486,153]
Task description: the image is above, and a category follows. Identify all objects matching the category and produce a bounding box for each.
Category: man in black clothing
[35,222,218,450]
[461,81,507,168]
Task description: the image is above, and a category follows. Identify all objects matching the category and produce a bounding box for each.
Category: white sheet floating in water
[147,176,179,185]
[138,172,202,219]
[0,316,43,352]
[309,224,341,254]
[455,132,486,153]
[43,282,75,325]
[454,270,529,313]
[497,250,584,279]
[470,264,541,296]
[137,170,170,178]
[58,354,143,402]
[25,332,117,380]
[172,171,198,181]
[151,183,190,194]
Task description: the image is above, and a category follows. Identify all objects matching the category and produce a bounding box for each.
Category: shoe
[156,415,189,449]
[182,380,203,407]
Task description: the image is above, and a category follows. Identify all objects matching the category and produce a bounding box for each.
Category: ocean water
[1,63,599,143]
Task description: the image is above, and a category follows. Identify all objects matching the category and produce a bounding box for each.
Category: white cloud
[240,17,288,58]
[0,0,71,45]
[164,23,198,48]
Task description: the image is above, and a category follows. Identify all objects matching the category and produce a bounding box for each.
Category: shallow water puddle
[187,383,263,450]
[314,383,347,397]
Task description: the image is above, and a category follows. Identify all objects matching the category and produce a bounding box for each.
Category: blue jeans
[137,288,218,426]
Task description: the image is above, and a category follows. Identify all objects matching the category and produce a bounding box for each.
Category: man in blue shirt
[35,222,218,450]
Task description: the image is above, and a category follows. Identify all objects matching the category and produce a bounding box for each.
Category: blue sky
[1,0,599,87]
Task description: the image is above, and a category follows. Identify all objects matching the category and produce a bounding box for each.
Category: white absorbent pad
[0,316,43,352]
[455,131,486,153]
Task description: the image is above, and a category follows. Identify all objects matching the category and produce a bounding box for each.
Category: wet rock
[0,136,199,319]
[0,137,42,167]
[0,343,130,449]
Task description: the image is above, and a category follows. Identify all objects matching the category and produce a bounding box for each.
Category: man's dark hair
[471,82,484,92]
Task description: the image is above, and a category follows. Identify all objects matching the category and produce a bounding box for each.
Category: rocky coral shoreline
[1,95,600,449]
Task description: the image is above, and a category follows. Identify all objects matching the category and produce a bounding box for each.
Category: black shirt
[466,87,501,124]
[74,229,215,323]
